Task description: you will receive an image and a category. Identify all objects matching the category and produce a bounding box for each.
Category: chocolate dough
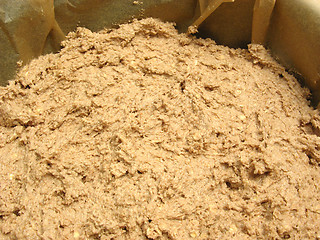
[0,18,320,239]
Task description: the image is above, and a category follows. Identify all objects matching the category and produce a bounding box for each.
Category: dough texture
[1,18,320,239]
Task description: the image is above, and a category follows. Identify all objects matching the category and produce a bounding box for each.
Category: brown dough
[0,18,320,239]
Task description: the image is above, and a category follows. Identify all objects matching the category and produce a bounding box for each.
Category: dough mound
[1,18,320,239]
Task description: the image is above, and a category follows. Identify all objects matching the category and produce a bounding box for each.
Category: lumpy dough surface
[1,18,320,239]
